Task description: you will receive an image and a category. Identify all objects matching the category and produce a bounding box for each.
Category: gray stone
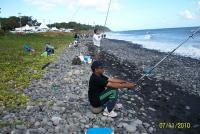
[29,129,39,133]
[16,125,26,130]
[142,112,147,116]
[185,106,190,110]
[55,126,60,133]
[56,101,66,107]
[52,106,61,111]
[127,101,132,104]
[117,122,124,128]
[67,72,73,76]
[80,119,87,123]
[26,106,34,110]
[38,127,46,134]
[51,116,62,126]
[134,119,142,125]
[11,129,23,134]
[86,124,91,129]
[148,107,156,112]
[140,107,145,111]
[3,114,11,120]
[143,122,150,128]
[90,106,103,114]
[30,117,36,124]
[33,70,38,74]
[25,129,30,134]
[61,107,66,113]
[74,70,80,75]
[63,127,69,134]
[72,112,82,118]
[41,118,48,125]
[149,127,154,133]
[34,121,40,127]
[48,128,54,133]
[124,123,137,133]
[47,121,53,126]
[193,124,200,128]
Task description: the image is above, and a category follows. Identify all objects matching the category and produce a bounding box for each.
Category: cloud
[198,1,200,8]
[180,10,195,20]
[24,0,120,12]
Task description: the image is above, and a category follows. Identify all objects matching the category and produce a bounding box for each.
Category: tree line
[49,22,110,31]
[0,16,110,32]
[0,16,39,31]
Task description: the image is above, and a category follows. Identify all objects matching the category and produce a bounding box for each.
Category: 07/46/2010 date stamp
[159,122,191,129]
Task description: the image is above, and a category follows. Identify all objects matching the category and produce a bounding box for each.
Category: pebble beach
[0,38,199,134]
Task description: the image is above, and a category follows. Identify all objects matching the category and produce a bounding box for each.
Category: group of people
[88,29,136,118]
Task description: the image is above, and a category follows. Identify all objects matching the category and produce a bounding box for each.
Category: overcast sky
[1,0,200,31]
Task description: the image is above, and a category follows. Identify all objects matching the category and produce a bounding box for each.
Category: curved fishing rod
[134,27,200,86]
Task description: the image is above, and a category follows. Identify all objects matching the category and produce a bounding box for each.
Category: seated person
[23,43,35,53]
[45,43,54,55]
[88,61,136,118]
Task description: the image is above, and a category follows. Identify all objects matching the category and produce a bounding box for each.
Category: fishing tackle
[134,27,200,91]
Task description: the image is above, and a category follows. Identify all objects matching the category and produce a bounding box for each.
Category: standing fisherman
[93,29,102,60]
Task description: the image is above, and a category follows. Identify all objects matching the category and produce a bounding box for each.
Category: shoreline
[107,38,200,62]
[87,38,200,133]
[100,50,200,134]
[101,38,200,97]
[93,38,200,133]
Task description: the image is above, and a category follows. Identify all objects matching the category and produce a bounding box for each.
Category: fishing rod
[104,0,112,27]
[134,27,200,86]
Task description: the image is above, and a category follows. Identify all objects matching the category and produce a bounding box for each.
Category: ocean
[106,27,200,59]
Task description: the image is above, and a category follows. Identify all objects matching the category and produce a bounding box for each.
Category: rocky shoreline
[88,38,200,134]
[0,39,199,134]
[101,39,200,97]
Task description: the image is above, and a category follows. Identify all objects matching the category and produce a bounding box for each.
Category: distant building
[50,27,59,31]
[11,23,73,33]
[38,23,49,32]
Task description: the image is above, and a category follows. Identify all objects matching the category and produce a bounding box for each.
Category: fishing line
[70,6,81,22]
[134,27,200,91]
[50,5,82,90]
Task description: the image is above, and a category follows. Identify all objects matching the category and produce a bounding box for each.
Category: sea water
[106,27,200,59]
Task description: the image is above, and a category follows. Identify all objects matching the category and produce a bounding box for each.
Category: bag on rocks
[72,56,82,65]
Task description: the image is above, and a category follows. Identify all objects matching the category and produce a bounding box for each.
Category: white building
[38,23,49,32]
[50,27,59,31]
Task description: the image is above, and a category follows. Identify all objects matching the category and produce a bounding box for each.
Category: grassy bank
[0,32,73,109]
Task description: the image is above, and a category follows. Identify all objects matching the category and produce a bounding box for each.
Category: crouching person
[88,61,136,118]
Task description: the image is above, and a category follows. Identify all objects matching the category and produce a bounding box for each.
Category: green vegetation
[0,119,25,128]
[0,32,73,109]
[49,22,110,31]
[0,16,110,31]
[0,16,39,31]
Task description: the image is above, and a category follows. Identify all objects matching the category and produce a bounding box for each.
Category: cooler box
[85,128,113,134]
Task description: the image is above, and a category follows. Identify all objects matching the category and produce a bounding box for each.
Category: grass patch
[0,119,25,128]
[0,32,73,109]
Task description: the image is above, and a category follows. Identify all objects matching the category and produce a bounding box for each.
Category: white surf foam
[106,32,200,60]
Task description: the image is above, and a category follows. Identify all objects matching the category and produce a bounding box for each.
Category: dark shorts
[94,46,100,56]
